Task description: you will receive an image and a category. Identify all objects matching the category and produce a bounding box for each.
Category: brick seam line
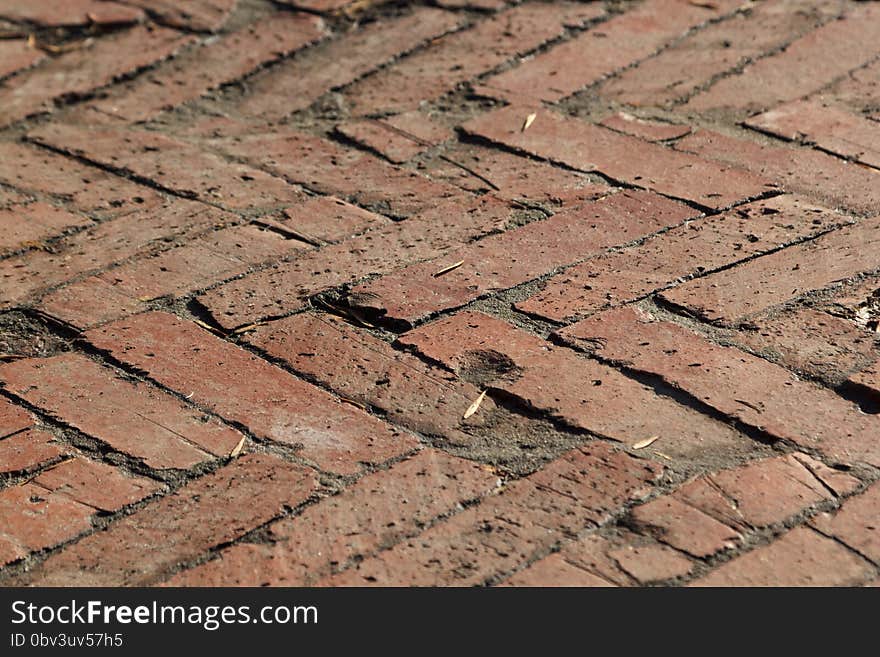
[646,5,849,109]
[151,464,506,586]
[345,200,857,333]
[0,205,100,264]
[547,0,766,109]
[491,459,879,588]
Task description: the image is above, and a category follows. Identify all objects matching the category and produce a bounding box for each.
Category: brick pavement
[0,0,878,587]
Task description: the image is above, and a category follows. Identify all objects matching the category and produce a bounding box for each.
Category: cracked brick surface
[0,0,878,588]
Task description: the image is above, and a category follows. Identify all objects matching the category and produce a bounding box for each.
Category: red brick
[204,126,468,219]
[599,113,691,142]
[0,25,193,127]
[398,311,753,460]
[503,553,615,587]
[237,8,462,121]
[244,313,494,447]
[631,495,741,558]
[276,0,359,12]
[0,353,243,470]
[0,1,144,27]
[0,199,232,308]
[0,483,94,565]
[464,106,773,210]
[13,453,318,585]
[675,128,880,215]
[517,195,846,322]
[607,543,694,584]
[558,306,880,467]
[0,539,26,567]
[278,196,389,244]
[0,142,163,219]
[336,112,452,164]
[599,0,836,107]
[28,123,309,211]
[196,195,514,329]
[84,312,418,474]
[349,191,696,325]
[747,100,880,169]
[0,40,46,79]
[481,0,741,103]
[39,224,304,328]
[324,443,661,586]
[165,449,501,585]
[811,481,880,564]
[692,527,873,586]
[0,202,92,256]
[123,0,235,32]
[341,2,606,116]
[1,396,33,438]
[731,308,878,384]
[660,217,880,326]
[0,429,68,475]
[679,453,856,530]
[87,12,325,123]
[422,143,611,208]
[436,0,507,9]
[34,457,160,512]
[686,3,880,114]
[816,58,880,117]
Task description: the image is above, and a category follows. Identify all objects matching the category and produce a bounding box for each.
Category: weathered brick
[817,58,880,117]
[464,106,773,210]
[245,312,495,446]
[341,2,606,116]
[731,307,878,385]
[0,199,232,308]
[29,123,309,211]
[660,217,880,326]
[675,129,880,215]
[0,142,163,219]
[503,552,615,587]
[237,8,462,120]
[324,443,661,586]
[349,191,696,325]
[558,306,880,467]
[692,527,873,586]
[679,453,856,530]
[165,449,501,586]
[34,457,160,512]
[0,202,92,256]
[123,0,235,32]
[0,483,94,565]
[84,312,419,474]
[607,543,694,585]
[39,224,304,328]
[599,0,836,107]
[13,454,318,585]
[811,481,880,564]
[0,428,68,475]
[0,25,193,127]
[197,195,514,329]
[631,496,741,558]
[204,127,468,219]
[746,100,880,169]
[0,353,243,470]
[277,196,389,244]
[398,311,753,460]
[517,195,847,322]
[482,0,741,103]
[0,40,46,79]
[686,3,880,114]
[87,12,325,123]
[336,112,452,164]
[1,396,33,438]
[0,1,144,27]
[598,113,691,142]
[421,143,610,208]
